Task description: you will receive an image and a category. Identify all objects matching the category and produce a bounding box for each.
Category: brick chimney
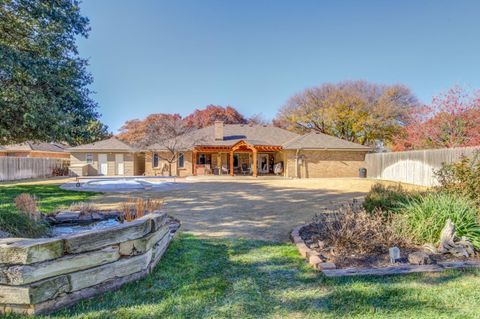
[214,120,224,140]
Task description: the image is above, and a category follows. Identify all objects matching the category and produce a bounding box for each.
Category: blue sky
[78,0,480,133]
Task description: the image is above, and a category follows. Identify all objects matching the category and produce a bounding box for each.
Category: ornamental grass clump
[363,183,421,216]
[395,193,480,249]
[4,193,48,238]
[14,193,41,221]
[120,198,163,222]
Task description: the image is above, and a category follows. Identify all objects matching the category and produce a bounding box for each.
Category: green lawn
[0,184,97,213]
[2,185,480,318]
[0,184,97,237]
[3,234,478,319]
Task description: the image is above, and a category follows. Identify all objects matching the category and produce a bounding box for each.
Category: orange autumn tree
[117,113,183,147]
[184,105,247,129]
[392,86,480,151]
[117,105,248,146]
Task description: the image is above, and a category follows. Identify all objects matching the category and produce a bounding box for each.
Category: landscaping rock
[0,275,70,304]
[408,251,432,265]
[308,255,322,267]
[438,219,475,257]
[64,218,151,253]
[119,225,169,256]
[0,246,120,285]
[317,262,336,270]
[150,233,172,270]
[69,249,152,291]
[0,238,64,265]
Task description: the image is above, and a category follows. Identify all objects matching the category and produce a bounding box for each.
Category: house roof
[2,141,68,153]
[68,137,136,152]
[282,132,371,150]
[148,123,370,151]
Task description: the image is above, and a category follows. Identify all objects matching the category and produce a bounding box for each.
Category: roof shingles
[148,124,369,151]
[68,137,136,152]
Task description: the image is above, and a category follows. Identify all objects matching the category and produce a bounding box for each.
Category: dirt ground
[4,176,425,242]
[89,178,389,242]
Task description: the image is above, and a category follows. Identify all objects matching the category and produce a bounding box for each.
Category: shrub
[145,198,163,213]
[14,193,41,221]
[0,210,48,238]
[1,194,48,238]
[395,193,480,249]
[363,183,420,215]
[120,198,162,222]
[313,204,405,255]
[435,153,480,206]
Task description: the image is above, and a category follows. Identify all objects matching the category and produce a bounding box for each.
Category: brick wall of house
[284,150,368,178]
[145,151,193,177]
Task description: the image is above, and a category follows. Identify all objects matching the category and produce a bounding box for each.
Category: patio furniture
[221,165,229,175]
[241,163,251,176]
[274,161,283,175]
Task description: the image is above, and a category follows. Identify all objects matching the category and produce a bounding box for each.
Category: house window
[198,154,206,165]
[86,154,93,164]
[153,153,159,168]
[178,152,185,168]
[197,153,211,165]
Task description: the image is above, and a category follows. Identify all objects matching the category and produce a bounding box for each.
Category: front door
[115,154,124,175]
[98,153,108,175]
[257,154,269,174]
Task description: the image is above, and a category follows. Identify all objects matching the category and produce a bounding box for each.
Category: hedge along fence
[0,212,176,315]
[365,146,480,186]
[0,157,70,182]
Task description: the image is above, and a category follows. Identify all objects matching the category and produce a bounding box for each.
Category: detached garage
[68,137,145,176]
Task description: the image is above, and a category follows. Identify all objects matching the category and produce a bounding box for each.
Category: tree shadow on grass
[39,234,480,319]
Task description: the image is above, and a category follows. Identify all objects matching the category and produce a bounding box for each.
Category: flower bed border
[291,224,480,277]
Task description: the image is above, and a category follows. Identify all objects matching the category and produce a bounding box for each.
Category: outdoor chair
[241,163,251,176]
[221,165,229,175]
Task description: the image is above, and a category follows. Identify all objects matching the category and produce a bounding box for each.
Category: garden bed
[292,180,480,277]
[292,223,480,277]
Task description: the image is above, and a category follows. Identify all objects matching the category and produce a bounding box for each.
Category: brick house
[0,141,69,159]
[68,137,145,176]
[146,121,371,178]
[69,122,370,178]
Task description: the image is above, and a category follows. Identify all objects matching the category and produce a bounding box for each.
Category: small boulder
[317,262,336,270]
[408,251,432,265]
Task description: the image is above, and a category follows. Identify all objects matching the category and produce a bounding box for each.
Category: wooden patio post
[230,150,234,176]
[252,148,258,177]
[192,150,197,176]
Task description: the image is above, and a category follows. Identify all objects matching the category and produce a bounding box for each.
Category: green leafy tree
[0,0,109,145]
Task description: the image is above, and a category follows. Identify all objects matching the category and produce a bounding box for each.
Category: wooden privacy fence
[365,146,480,186]
[0,157,69,182]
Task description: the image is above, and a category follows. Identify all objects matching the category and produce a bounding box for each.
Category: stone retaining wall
[0,212,178,315]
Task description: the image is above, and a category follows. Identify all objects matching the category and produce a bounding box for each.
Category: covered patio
[192,140,283,177]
